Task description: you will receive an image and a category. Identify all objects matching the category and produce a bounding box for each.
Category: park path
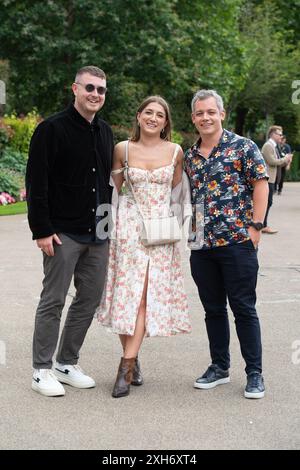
[0,183,300,450]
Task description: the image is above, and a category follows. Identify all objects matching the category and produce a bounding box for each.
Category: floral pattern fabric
[184,129,268,250]
[97,159,191,337]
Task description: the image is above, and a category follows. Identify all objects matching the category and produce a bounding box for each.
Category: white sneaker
[54,363,95,389]
[32,369,66,397]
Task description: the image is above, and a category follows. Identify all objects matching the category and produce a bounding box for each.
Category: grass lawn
[0,201,27,216]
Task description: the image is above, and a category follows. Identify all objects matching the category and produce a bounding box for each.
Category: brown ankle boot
[112,357,135,398]
[131,357,144,386]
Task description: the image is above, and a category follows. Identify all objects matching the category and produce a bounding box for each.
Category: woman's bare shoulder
[114,140,128,150]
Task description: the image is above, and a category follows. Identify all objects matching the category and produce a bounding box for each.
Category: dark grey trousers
[32,234,108,369]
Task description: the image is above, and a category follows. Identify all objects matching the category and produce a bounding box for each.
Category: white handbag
[140,215,182,246]
[124,141,182,247]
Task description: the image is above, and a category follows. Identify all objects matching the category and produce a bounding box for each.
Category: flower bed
[0,112,39,209]
[0,191,16,205]
[0,189,26,206]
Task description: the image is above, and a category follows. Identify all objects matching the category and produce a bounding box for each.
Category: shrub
[285,151,300,181]
[171,130,183,145]
[112,125,131,144]
[0,168,22,198]
[0,147,26,198]
[0,113,36,200]
[180,131,197,151]
[0,148,26,173]
[0,192,16,205]
[3,111,40,154]
[0,123,10,152]
[104,77,147,128]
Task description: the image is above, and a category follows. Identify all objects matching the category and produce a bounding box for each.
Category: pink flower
[19,189,26,201]
[0,192,16,205]
[0,194,8,205]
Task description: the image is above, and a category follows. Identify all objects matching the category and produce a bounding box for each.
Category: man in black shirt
[26,66,113,396]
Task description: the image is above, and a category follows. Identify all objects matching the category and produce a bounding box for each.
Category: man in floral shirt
[185,89,269,399]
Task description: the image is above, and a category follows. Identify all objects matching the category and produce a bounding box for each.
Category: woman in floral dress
[97,96,191,398]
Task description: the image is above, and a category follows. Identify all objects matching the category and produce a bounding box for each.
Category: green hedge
[0,147,26,197]
[0,112,39,200]
[0,168,24,198]
[0,125,10,151]
[2,111,40,154]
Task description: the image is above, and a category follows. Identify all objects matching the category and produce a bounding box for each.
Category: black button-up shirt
[26,104,113,240]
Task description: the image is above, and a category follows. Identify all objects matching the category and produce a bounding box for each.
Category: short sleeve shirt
[184,129,268,250]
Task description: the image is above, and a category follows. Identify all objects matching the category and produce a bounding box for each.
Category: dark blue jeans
[190,240,262,375]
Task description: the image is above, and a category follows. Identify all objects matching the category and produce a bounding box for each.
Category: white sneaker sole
[54,369,95,389]
[244,390,265,399]
[32,381,65,397]
[194,377,230,389]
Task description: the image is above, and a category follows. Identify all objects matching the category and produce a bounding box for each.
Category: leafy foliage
[0,125,10,151]
[0,0,245,130]
[0,167,23,197]
[111,125,131,144]
[0,148,27,173]
[0,146,26,197]
[0,0,299,156]
[3,111,40,154]
[231,0,300,142]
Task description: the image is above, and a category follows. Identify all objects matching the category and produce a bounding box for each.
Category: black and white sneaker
[244,372,265,399]
[54,363,95,389]
[194,364,230,389]
[32,369,65,397]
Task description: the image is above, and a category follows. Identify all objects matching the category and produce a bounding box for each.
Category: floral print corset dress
[97,143,191,337]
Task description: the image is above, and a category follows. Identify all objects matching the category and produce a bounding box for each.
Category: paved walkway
[0,183,300,450]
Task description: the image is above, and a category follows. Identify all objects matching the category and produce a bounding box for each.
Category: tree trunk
[265,112,270,140]
[234,106,248,136]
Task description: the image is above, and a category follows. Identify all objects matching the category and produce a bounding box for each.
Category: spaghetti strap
[123,140,130,181]
[125,139,129,166]
[171,144,180,166]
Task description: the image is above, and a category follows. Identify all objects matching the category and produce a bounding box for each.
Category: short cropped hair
[191,89,224,113]
[267,125,282,139]
[75,66,106,82]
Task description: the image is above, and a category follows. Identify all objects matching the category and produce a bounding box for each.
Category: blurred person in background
[275,135,292,195]
[261,126,292,234]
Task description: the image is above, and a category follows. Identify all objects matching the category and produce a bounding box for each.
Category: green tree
[232,0,300,141]
[1,0,299,148]
[0,0,246,130]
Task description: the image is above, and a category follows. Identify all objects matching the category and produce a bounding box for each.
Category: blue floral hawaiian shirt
[184,129,268,250]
